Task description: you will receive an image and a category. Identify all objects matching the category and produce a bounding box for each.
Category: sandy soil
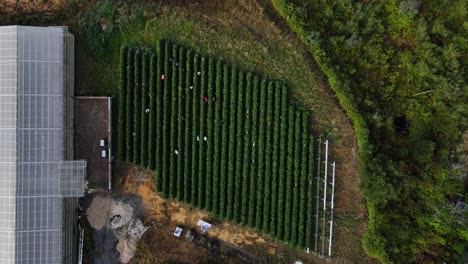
[87,195,112,230]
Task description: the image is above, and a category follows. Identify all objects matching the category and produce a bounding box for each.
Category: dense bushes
[125,48,134,162]
[183,50,193,203]
[276,85,289,240]
[241,72,253,225]
[78,0,120,61]
[212,60,223,216]
[140,51,149,167]
[272,0,467,262]
[226,65,237,220]
[117,42,324,249]
[117,47,127,161]
[269,83,282,236]
[147,54,156,170]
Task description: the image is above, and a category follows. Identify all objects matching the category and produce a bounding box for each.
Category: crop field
[117,40,323,248]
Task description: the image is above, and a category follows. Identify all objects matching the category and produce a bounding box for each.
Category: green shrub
[197,56,207,207]
[268,82,282,236]
[284,107,296,241]
[276,85,289,240]
[226,65,238,220]
[248,75,260,227]
[191,53,201,206]
[205,57,215,210]
[148,54,156,170]
[255,80,267,231]
[125,48,135,162]
[212,59,223,217]
[140,52,150,167]
[161,41,171,196]
[262,82,275,233]
[176,47,186,201]
[169,45,179,198]
[233,71,245,223]
[305,135,315,248]
[290,111,302,246]
[183,50,194,203]
[219,63,230,218]
[155,40,164,184]
[297,112,310,247]
[117,47,128,161]
[133,50,142,165]
[241,72,253,225]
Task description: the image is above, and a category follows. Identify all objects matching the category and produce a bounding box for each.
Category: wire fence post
[78,225,84,264]
[328,161,336,261]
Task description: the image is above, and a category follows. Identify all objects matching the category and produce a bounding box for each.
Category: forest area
[272,0,467,263]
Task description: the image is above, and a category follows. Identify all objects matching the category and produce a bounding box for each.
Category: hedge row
[233,71,245,223]
[269,82,283,236]
[148,54,156,170]
[117,47,127,161]
[183,50,193,203]
[205,57,215,211]
[198,56,207,207]
[117,43,323,249]
[191,53,200,206]
[219,63,230,219]
[133,50,141,165]
[176,46,186,201]
[211,60,223,217]
[241,72,253,225]
[125,48,134,162]
[140,51,149,167]
[248,76,260,227]
[262,81,275,233]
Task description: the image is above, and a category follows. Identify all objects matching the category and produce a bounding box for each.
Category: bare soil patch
[75,97,112,189]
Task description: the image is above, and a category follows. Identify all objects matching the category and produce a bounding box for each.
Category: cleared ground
[75,97,112,190]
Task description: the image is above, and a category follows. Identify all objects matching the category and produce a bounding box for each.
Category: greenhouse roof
[0,26,85,264]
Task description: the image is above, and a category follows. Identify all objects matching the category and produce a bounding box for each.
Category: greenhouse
[0,26,86,264]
